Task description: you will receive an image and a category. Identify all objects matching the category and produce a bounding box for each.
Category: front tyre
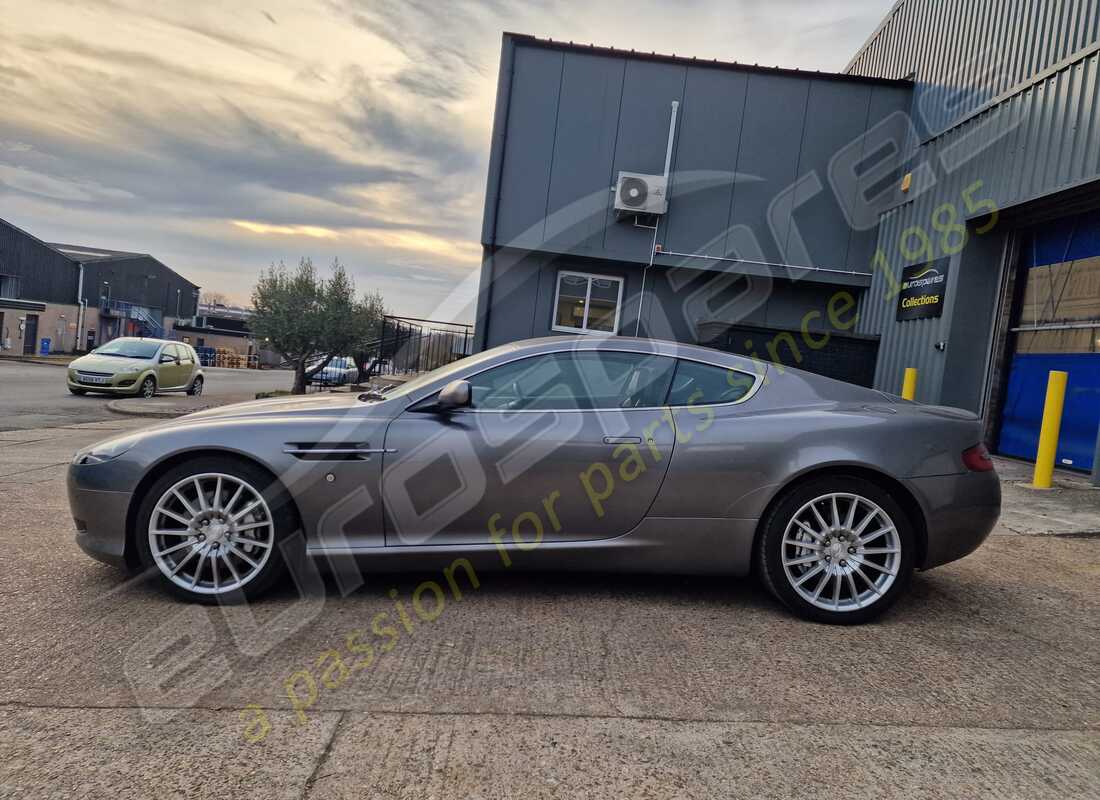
[138,375,157,398]
[134,457,293,603]
[758,476,914,625]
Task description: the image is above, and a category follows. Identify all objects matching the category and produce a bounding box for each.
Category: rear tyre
[187,375,204,396]
[134,456,295,603]
[138,376,156,399]
[758,475,914,625]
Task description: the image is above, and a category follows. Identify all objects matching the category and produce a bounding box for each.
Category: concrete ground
[0,359,292,430]
[0,417,1097,799]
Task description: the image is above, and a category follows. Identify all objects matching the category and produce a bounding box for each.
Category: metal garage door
[707,323,881,387]
[998,209,1100,472]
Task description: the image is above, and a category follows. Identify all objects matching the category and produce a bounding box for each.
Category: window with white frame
[552,271,624,334]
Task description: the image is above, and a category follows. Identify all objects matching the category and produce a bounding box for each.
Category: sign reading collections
[896,258,949,321]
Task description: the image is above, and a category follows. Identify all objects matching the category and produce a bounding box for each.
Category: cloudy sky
[0,0,890,321]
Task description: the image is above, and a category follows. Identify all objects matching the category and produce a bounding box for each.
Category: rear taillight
[962,443,994,472]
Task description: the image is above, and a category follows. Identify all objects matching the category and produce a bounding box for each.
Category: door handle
[603,436,641,445]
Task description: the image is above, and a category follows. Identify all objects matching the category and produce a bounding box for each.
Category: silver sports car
[68,336,1000,624]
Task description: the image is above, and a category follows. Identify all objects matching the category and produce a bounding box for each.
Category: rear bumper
[67,468,133,569]
[909,470,1001,570]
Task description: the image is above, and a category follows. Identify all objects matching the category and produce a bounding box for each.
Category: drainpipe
[75,262,86,352]
[634,100,679,337]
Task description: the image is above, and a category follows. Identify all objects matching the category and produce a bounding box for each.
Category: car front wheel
[138,376,157,398]
[758,475,914,625]
[135,457,293,602]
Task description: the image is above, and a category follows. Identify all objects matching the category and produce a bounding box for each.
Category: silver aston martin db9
[68,336,1000,624]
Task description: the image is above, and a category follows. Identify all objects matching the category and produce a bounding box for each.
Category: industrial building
[475,1,1100,479]
[0,217,199,355]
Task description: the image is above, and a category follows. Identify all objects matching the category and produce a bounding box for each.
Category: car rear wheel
[187,375,204,396]
[134,457,293,603]
[138,376,157,399]
[758,476,914,625]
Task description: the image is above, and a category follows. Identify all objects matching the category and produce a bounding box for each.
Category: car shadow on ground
[73,552,1002,631]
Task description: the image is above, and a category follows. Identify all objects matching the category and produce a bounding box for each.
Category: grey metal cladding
[850,1,1100,400]
[844,84,915,275]
[785,80,873,272]
[846,0,1100,136]
[486,35,916,275]
[494,45,563,251]
[725,73,810,266]
[601,58,687,258]
[544,52,625,252]
[662,67,749,257]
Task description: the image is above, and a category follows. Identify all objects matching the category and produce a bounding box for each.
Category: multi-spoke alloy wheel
[136,458,291,602]
[781,493,900,612]
[758,476,914,624]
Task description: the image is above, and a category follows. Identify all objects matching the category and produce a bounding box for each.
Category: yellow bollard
[1031,370,1068,489]
[901,367,918,401]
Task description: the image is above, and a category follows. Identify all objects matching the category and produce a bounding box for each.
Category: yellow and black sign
[896,258,949,321]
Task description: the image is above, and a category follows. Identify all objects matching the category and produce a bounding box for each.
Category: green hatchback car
[67,337,205,398]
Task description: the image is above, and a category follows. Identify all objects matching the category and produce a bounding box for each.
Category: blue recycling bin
[39,337,51,356]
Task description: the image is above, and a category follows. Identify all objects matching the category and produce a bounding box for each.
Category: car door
[177,344,197,387]
[159,344,186,388]
[380,350,678,546]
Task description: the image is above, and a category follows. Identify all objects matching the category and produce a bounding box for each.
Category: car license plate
[82,375,110,385]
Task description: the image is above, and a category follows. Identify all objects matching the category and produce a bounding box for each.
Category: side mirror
[160,354,177,364]
[436,379,471,410]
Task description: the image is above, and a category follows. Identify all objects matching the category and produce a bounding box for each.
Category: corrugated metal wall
[0,218,79,305]
[847,0,1100,136]
[849,1,1100,403]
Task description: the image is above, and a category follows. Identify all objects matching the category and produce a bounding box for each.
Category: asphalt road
[0,360,293,430]
[0,419,1098,799]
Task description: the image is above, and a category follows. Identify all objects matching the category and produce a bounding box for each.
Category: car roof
[105,337,191,347]
[504,335,765,373]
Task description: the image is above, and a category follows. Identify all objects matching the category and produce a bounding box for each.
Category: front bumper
[67,373,141,393]
[910,470,1001,570]
[67,466,134,569]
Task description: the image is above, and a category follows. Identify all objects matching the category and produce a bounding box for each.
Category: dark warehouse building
[0,217,199,355]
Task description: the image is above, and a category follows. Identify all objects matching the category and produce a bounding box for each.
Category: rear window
[666,360,757,406]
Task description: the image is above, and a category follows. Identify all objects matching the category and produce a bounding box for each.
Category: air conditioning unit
[614,171,668,215]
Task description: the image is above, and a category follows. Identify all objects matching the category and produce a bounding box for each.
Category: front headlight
[72,433,143,465]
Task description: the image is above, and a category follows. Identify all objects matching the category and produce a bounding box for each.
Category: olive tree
[251,258,379,394]
[350,289,387,382]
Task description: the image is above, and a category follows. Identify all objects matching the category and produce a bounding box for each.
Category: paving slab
[995,456,1100,534]
[305,713,1100,800]
[0,707,341,800]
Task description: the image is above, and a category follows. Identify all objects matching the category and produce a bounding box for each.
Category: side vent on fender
[282,443,395,461]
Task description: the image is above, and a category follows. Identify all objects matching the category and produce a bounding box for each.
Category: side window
[468,351,675,411]
[666,360,757,406]
[552,272,624,334]
[179,345,193,364]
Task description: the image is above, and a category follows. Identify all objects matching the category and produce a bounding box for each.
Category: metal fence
[363,316,474,379]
